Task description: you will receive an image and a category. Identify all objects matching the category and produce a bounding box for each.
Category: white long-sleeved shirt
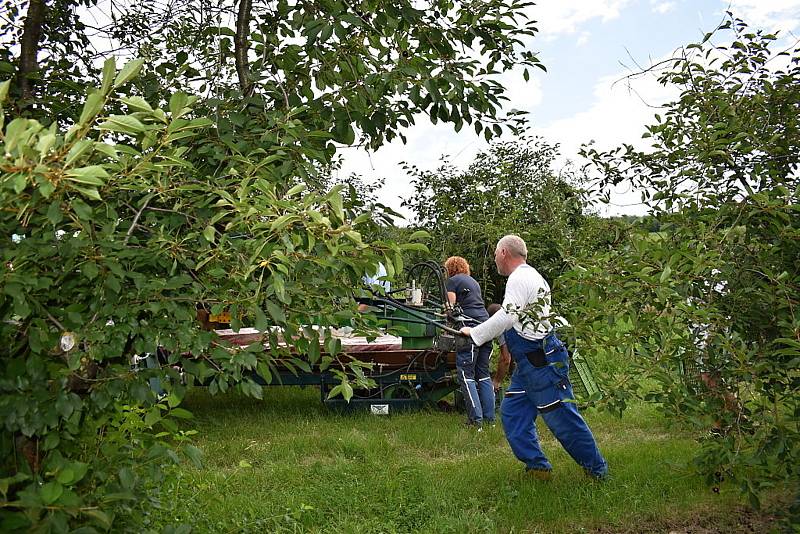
[469,264,552,347]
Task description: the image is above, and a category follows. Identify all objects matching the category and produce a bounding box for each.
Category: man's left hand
[460,326,471,337]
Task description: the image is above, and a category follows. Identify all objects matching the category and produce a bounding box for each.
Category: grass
[146,386,762,533]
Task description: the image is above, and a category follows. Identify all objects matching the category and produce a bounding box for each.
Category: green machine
[362,261,467,352]
[367,261,601,403]
[388,307,439,349]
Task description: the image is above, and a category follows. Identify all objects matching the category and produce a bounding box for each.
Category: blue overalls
[456,340,495,426]
[502,328,608,478]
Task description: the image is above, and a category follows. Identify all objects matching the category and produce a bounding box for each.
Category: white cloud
[652,2,677,15]
[728,0,800,32]
[533,66,678,216]
[530,0,635,39]
[576,32,592,46]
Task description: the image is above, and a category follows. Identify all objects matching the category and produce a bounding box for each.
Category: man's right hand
[459,326,471,337]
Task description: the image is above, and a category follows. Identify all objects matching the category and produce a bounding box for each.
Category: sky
[336,0,800,221]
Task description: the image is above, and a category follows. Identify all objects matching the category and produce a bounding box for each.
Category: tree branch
[123,194,154,246]
[235,0,254,96]
[18,0,48,100]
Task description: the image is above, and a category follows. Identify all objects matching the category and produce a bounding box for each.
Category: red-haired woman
[444,256,495,428]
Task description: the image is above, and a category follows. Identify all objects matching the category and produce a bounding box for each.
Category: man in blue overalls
[460,235,608,480]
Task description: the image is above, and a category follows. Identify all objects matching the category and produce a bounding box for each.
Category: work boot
[584,468,609,482]
[464,419,483,432]
[524,468,552,481]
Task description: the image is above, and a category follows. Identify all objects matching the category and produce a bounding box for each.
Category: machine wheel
[383,383,418,400]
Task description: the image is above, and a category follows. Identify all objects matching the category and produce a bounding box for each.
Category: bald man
[460,235,608,480]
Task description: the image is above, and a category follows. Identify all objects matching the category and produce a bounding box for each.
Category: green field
[143,387,783,533]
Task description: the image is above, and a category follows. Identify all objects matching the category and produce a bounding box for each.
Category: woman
[444,256,495,428]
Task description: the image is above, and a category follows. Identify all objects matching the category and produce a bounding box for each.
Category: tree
[3,0,542,144]
[2,0,99,115]
[402,137,599,302]
[0,2,545,530]
[563,14,799,506]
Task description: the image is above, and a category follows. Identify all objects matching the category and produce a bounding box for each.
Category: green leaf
[46,201,63,225]
[203,225,215,243]
[40,482,64,505]
[71,199,93,220]
[660,265,672,283]
[342,381,353,402]
[344,230,362,244]
[120,96,153,112]
[72,185,102,201]
[169,92,189,117]
[257,362,273,385]
[10,173,26,194]
[93,142,118,160]
[184,445,203,468]
[328,191,344,221]
[270,214,297,231]
[265,299,285,323]
[399,242,428,253]
[79,92,105,126]
[170,407,193,419]
[39,180,55,198]
[114,58,145,88]
[0,79,10,102]
[290,357,311,373]
[100,57,116,93]
[144,407,161,427]
[57,462,88,486]
[65,139,94,167]
[286,183,306,197]
[325,336,341,357]
[118,467,135,489]
[65,165,109,186]
[254,306,270,332]
[81,262,99,280]
[83,509,112,529]
[42,432,60,450]
[36,133,55,157]
[327,384,343,399]
[98,115,146,135]
[408,230,430,241]
[333,118,355,145]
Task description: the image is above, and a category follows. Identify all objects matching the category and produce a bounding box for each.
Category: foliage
[4,0,543,146]
[0,58,413,530]
[402,137,610,302]
[562,15,800,506]
[1,0,545,529]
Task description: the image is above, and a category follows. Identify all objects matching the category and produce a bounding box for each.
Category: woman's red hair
[444,256,470,277]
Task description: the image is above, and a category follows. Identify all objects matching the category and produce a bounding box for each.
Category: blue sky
[339,0,800,219]
[533,1,721,124]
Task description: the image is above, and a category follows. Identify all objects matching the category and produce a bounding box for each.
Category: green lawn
[146,387,757,533]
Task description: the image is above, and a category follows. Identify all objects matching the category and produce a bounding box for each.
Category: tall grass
[145,387,751,533]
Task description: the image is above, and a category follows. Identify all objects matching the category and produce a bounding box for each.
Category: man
[460,235,608,480]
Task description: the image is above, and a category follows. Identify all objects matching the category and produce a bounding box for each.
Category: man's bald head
[494,235,528,275]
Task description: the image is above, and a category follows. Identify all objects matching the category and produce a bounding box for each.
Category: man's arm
[464,308,514,346]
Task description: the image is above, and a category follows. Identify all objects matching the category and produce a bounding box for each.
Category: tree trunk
[235,0,253,96]
[19,0,48,100]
